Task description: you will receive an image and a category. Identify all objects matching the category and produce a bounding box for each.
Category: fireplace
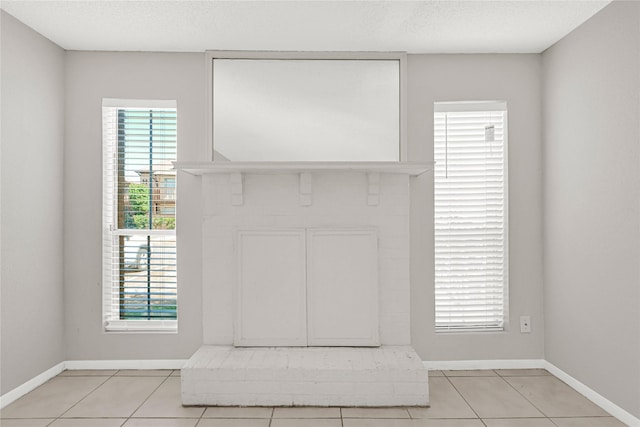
[176,161,431,406]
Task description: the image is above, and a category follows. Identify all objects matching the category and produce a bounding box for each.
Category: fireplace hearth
[175,161,431,406]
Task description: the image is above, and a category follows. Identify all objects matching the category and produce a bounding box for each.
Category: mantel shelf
[173,161,433,176]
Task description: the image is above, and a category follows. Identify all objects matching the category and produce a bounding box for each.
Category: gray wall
[62,51,544,362]
[1,11,66,394]
[408,54,544,361]
[542,1,640,419]
[5,6,638,418]
[63,51,204,360]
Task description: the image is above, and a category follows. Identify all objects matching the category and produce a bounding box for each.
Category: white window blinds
[434,102,508,332]
[102,99,178,332]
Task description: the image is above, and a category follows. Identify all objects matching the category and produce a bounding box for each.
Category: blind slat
[102,104,178,332]
[434,106,507,333]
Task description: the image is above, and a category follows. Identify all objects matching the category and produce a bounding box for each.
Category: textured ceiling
[0,1,611,53]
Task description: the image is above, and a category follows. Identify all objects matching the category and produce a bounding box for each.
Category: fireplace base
[181,345,429,407]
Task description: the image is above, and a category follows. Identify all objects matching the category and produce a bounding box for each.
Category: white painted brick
[394,381,430,396]
[182,346,428,407]
[201,171,414,359]
[379,244,410,259]
[353,381,395,396]
[379,290,410,315]
[245,369,276,381]
[379,257,409,272]
[285,381,355,396]
[379,319,411,346]
[380,183,409,196]
[379,268,410,284]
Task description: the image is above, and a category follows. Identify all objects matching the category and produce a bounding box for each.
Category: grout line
[54,372,114,421]
[442,374,483,420]
[194,402,206,425]
[501,374,545,412]
[16,370,620,427]
[500,374,559,426]
[116,370,172,426]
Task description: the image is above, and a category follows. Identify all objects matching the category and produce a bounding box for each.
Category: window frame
[433,100,510,334]
[204,50,407,162]
[102,98,178,333]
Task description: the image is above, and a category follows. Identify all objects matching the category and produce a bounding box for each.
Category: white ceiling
[1,1,610,53]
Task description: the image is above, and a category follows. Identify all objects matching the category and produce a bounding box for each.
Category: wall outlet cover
[520,316,531,333]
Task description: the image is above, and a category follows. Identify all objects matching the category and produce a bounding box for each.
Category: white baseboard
[544,361,640,427]
[0,361,65,409]
[65,359,187,370]
[3,358,638,427]
[424,359,545,371]
[0,359,187,409]
[423,359,639,427]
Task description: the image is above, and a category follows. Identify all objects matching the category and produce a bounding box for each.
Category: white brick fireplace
[177,162,431,407]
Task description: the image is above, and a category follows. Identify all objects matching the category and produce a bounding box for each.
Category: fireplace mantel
[173,161,433,176]
[175,161,432,206]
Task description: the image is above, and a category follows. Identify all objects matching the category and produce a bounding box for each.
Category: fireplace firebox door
[235,228,379,347]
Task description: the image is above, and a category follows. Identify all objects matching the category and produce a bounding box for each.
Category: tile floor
[1,369,627,427]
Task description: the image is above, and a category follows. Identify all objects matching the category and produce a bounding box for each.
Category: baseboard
[4,358,638,427]
[65,359,187,370]
[422,359,639,426]
[0,359,187,409]
[0,361,65,409]
[544,361,640,427]
[424,359,545,371]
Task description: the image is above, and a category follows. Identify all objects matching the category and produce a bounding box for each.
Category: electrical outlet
[520,316,531,333]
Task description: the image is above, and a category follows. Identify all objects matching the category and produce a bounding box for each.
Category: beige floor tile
[341,407,411,418]
[428,370,445,377]
[505,376,610,418]
[0,420,55,427]
[62,376,165,418]
[449,377,544,418]
[411,420,485,427]
[443,370,498,377]
[48,419,126,427]
[270,419,342,427]
[342,420,414,427]
[195,420,270,427]
[58,370,118,377]
[550,417,627,426]
[202,407,273,418]
[115,369,173,377]
[1,377,108,418]
[494,369,550,377]
[482,418,555,426]
[408,378,477,419]
[272,407,341,418]
[133,377,204,418]
[124,419,199,427]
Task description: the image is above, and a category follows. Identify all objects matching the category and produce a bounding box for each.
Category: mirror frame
[205,50,407,163]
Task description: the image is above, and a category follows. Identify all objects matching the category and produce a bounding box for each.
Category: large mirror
[212,57,400,162]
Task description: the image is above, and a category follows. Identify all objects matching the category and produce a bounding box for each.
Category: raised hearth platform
[181,345,429,407]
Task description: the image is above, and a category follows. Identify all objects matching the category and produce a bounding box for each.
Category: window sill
[435,327,505,335]
[105,319,177,333]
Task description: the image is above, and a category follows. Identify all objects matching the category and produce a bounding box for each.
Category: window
[102,99,177,332]
[434,101,508,332]
[207,52,405,162]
